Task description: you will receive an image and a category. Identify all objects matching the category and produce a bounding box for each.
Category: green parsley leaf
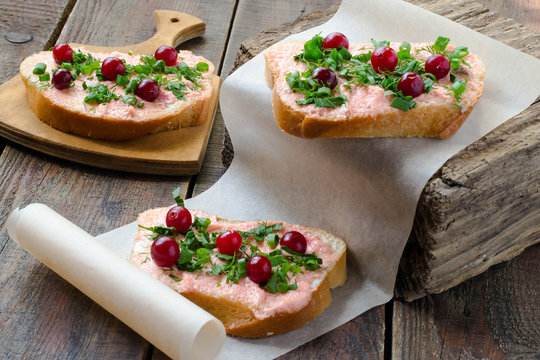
[164,81,187,100]
[116,74,129,87]
[168,274,182,281]
[389,95,416,112]
[125,78,139,94]
[397,42,411,60]
[138,224,177,240]
[371,39,390,49]
[83,83,118,104]
[302,35,324,61]
[39,73,50,82]
[120,94,137,106]
[313,95,347,107]
[172,187,184,206]
[433,36,450,51]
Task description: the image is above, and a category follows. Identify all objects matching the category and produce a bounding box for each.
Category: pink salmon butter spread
[266,40,484,118]
[21,48,214,122]
[131,207,342,320]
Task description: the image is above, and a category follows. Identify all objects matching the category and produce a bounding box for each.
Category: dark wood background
[0,0,538,359]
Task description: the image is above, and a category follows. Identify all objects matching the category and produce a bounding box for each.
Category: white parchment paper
[10,0,539,359]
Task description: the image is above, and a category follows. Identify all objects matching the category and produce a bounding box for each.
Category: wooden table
[0,1,538,359]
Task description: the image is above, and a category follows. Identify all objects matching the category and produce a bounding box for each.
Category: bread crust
[20,51,215,141]
[265,42,485,139]
[131,209,347,338]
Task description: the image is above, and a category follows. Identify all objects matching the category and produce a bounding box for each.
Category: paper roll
[7,203,225,360]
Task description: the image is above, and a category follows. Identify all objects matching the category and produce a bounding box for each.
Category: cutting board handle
[70,10,206,54]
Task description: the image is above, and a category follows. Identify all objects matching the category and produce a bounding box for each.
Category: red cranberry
[151,236,180,267]
[323,32,349,49]
[166,206,192,233]
[135,79,160,102]
[311,67,338,89]
[247,255,272,284]
[216,230,242,256]
[155,46,178,67]
[425,54,451,79]
[53,43,73,64]
[280,231,307,254]
[398,72,424,98]
[371,47,398,73]
[51,68,72,89]
[101,57,126,80]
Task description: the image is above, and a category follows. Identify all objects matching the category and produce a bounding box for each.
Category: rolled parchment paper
[6,203,226,360]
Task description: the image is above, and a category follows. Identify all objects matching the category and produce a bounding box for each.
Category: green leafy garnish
[164,81,187,100]
[39,73,50,82]
[138,224,177,240]
[82,83,118,104]
[168,274,182,281]
[172,187,184,206]
[196,62,209,72]
[120,94,137,106]
[33,63,47,74]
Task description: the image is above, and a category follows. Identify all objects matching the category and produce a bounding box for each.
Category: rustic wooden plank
[212,0,540,301]
[477,0,540,32]
[396,0,540,300]
[393,243,540,359]
[277,306,386,360]
[0,0,236,358]
[0,0,76,85]
[192,0,340,196]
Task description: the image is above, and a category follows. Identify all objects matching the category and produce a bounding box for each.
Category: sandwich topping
[28,43,211,113]
[136,188,327,296]
[285,33,472,111]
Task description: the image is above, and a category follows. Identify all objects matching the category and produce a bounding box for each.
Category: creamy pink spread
[266,41,484,118]
[21,48,214,122]
[131,207,342,320]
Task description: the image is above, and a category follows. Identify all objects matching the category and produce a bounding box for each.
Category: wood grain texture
[477,0,540,32]
[193,0,340,196]
[397,0,540,300]
[0,0,236,358]
[0,0,76,85]
[277,306,385,360]
[221,0,540,300]
[393,243,540,359]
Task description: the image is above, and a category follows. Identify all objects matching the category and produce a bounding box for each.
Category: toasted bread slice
[20,48,215,141]
[265,40,485,139]
[130,207,347,338]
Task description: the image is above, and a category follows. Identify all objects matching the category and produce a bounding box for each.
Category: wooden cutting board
[0,10,220,175]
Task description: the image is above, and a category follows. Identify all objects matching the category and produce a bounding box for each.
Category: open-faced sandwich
[20,44,215,141]
[130,189,347,338]
[265,33,485,139]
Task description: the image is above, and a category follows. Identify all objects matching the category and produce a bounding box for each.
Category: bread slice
[265,40,485,139]
[130,207,347,338]
[20,48,215,141]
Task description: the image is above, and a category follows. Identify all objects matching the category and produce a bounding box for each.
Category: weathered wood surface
[393,243,540,359]
[225,0,540,301]
[0,0,235,358]
[0,0,538,359]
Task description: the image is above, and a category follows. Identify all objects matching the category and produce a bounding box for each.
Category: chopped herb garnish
[33,63,47,74]
[39,73,50,82]
[196,62,209,72]
[141,192,323,294]
[168,274,182,281]
[82,83,118,104]
[287,34,472,110]
[172,187,185,206]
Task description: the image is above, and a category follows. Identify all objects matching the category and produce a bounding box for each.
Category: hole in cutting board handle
[170,18,179,23]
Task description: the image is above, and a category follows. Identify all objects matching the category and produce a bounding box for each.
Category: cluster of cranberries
[50,43,180,102]
[307,33,452,99]
[150,205,309,286]
[370,45,451,98]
